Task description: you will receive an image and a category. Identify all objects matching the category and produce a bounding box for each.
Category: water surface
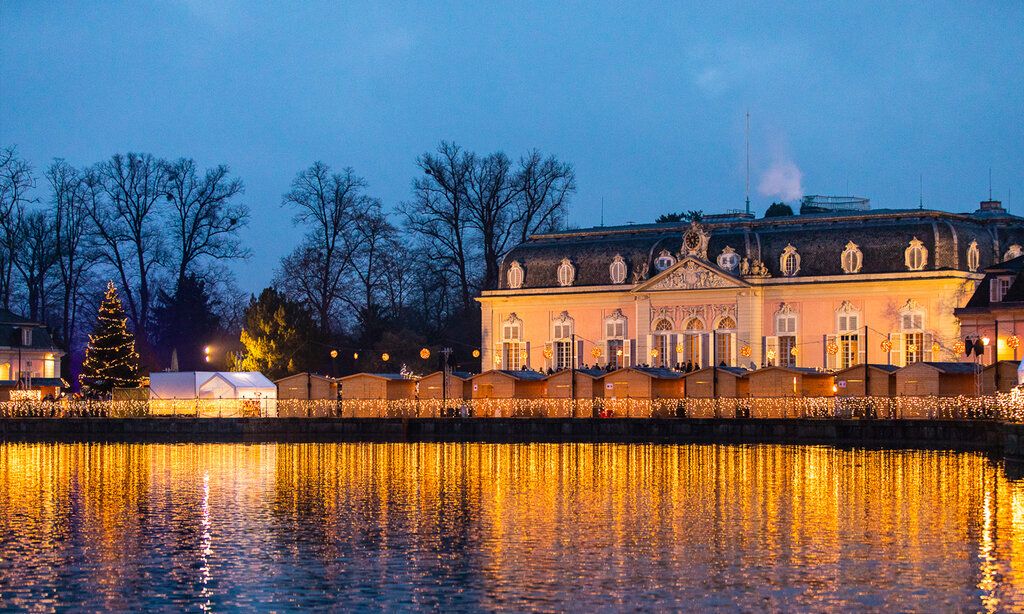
[0,442,1022,610]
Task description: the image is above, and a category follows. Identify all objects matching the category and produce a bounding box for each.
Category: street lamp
[204,345,212,363]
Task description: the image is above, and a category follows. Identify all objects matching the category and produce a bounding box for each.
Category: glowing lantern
[420,348,430,359]
[790,347,799,357]
[494,355,502,366]
[381,352,390,362]
[766,349,777,361]
[543,347,554,359]
[931,342,940,355]
[675,343,684,354]
[650,348,660,358]
[616,349,623,357]
[520,350,528,361]
[330,349,338,359]
[353,352,359,360]
[826,341,839,355]
[880,339,893,353]
[740,345,752,357]
[472,349,481,358]
[952,340,966,355]
[1008,335,1020,350]
[591,347,603,358]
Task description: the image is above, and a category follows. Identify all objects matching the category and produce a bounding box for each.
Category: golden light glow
[1008,335,1020,350]
[881,339,893,352]
[543,347,553,359]
[740,345,752,357]
[419,348,430,360]
[472,349,481,358]
[381,353,390,362]
[982,336,991,346]
[330,350,338,359]
[353,352,359,360]
[826,341,839,355]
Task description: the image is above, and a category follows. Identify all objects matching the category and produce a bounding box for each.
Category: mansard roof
[498,205,1024,290]
[0,310,61,351]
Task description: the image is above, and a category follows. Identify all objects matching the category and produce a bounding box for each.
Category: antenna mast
[919,174,923,209]
[601,197,605,226]
[745,111,751,215]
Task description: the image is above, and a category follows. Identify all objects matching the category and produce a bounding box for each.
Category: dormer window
[556,258,575,287]
[609,255,627,284]
[654,250,676,271]
[21,327,32,347]
[966,240,980,272]
[840,241,862,274]
[779,244,800,277]
[717,247,739,272]
[991,276,1013,302]
[507,261,524,289]
[905,238,927,271]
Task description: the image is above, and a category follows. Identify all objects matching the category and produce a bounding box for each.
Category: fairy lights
[826,341,839,355]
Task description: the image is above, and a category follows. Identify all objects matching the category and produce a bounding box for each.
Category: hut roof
[471,369,548,381]
[834,363,899,375]
[338,372,418,382]
[904,361,983,374]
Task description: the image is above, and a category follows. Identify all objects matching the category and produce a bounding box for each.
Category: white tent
[1018,358,1024,386]
[149,372,278,417]
[150,371,277,399]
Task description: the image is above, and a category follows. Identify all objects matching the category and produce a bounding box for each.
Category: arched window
[651,318,674,366]
[501,314,525,369]
[779,244,800,277]
[966,240,980,272]
[717,247,739,272]
[1004,244,1022,262]
[609,255,627,284]
[0,362,10,380]
[604,310,628,368]
[507,261,524,289]
[556,258,575,287]
[715,316,736,366]
[683,317,704,367]
[841,241,862,274]
[905,238,928,271]
[552,312,575,369]
[654,250,676,271]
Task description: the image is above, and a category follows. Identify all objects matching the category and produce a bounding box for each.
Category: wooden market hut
[275,372,339,400]
[682,366,750,398]
[417,371,473,400]
[598,367,685,417]
[337,373,419,417]
[468,369,547,417]
[543,368,606,417]
[746,366,835,398]
[894,362,982,397]
[980,360,1020,394]
[833,364,898,398]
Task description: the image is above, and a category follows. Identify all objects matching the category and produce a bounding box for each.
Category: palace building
[478,199,1024,373]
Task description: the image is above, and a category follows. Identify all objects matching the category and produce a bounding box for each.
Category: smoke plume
[758,158,804,202]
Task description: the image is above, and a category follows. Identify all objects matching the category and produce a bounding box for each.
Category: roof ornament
[681,222,709,259]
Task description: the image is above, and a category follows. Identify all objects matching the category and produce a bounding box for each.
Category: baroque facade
[479,200,1024,373]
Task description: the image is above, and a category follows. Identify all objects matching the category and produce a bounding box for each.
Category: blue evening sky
[2,1,1022,293]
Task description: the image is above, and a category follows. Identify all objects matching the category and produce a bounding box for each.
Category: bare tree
[280,162,372,334]
[10,209,58,322]
[0,147,36,309]
[465,151,524,291]
[514,150,575,243]
[341,204,404,326]
[163,158,249,288]
[85,153,167,347]
[401,142,475,310]
[48,160,98,349]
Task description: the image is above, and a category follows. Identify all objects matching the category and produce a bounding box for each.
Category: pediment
[632,257,748,292]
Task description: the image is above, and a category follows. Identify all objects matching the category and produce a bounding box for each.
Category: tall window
[837,308,861,369]
[557,258,575,287]
[715,316,735,366]
[501,315,524,370]
[650,318,673,367]
[777,309,798,367]
[0,362,9,380]
[609,255,627,284]
[780,244,800,277]
[966,241,980,272]
[605,313,626,368]
[905,238,927,271]
[901,309,925,364]
[841,241,863,274]
[507,261,524,289]
[553,315,574,369]
[20,328,32,347]
[683,318,704,367]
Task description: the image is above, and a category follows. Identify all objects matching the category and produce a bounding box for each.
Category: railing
[1,392,1022,421]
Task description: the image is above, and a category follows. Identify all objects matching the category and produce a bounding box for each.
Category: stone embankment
[2,417,1023,461]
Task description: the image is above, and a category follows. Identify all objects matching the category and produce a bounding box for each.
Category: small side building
[468,370,547,417]
[543,368,606,417]
[833,364,898,397]
[338,373,419,417]
[275,372,339,417]
[416,371,473,417]
[599,367,685,417]
[682,366,750,398]
[894,362,982,397]
[747,366,835,397]
[980,360,1019,394]
[149,371,278,417]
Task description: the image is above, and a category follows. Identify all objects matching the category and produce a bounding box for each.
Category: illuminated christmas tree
[80,281,141,393]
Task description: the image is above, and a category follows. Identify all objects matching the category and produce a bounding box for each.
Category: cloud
[758,157,803,201]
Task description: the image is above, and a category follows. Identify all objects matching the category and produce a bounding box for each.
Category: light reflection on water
[0,442,1022,610]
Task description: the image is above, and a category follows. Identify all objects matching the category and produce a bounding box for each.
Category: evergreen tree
[152,274,221,371]
[227,288,317,379]
[80,281,141,393]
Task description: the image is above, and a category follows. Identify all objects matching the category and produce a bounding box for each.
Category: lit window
[683,318,704,367]
[609,255,627,284]
[840,241,862,274]
[506,261,524,289]
[605,312,627,368]
[966,240,980,272]
[553,314,574,369]
[501,314,524,370]
[776,307,797,367]
[715,316,735,366]
[654,250,676,271]
[717,247,739,272]
[779,244,800,277]
[905,238,927,271]
[1004,244,1023,262]
[556,258,575,287]
[836,304,861,369]
[652,318,673,367]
